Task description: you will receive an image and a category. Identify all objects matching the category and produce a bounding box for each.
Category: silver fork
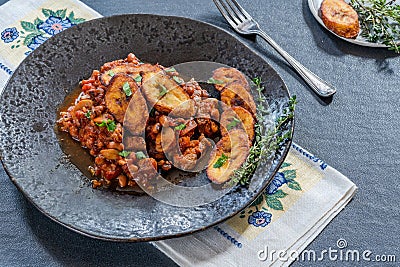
[213,0,336,97]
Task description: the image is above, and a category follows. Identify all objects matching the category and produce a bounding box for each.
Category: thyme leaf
[227,77,296,186]
[350,0,400,53]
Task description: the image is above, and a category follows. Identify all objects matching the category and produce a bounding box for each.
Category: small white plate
[308,0,391,48]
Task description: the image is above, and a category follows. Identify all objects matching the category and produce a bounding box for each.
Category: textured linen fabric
[0,0,362,266]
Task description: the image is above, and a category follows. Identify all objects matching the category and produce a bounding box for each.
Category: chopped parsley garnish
[174,123,186,131]
[122,82,132,97]
[134,75,142,83]
[213,153,229,168]
[158,84,168,96]
[226,118,241,130]
[108,70,115,77]
[85,110,92,119]
[172,76,183,84]
[165,67,176,73]
[207,78,224,84]
[96,119,116,132]
[135,151,146,160]
[118,150,131,158]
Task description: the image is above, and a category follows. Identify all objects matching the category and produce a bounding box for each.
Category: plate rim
[0,13,294,242]
[307,0,390,48]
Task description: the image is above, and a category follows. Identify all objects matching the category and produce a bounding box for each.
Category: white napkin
[153,144,357,266]
[0,0,101,94]
[0,1,357,266]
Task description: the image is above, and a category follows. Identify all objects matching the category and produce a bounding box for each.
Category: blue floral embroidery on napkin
[1,8,86,54]
[266,172,287,195]
[1,27,19,43]
[27,35,49,51]
[38,16,73,35]
[248,211,272,227]
[238,162,301,227]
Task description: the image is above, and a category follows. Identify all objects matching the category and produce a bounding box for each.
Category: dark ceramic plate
[0,14,292,241]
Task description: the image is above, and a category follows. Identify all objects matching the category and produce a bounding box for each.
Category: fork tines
[213,0,252,26]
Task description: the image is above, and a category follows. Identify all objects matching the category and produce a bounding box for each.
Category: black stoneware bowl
[0,14,293,241]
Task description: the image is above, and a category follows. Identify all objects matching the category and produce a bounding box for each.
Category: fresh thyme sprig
[350,0,400,53]
[227,77,296,186]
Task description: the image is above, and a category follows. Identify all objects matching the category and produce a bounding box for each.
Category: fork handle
[257,30,336,97]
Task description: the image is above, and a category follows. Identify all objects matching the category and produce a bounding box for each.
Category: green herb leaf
[226,117,241,130]
[135,151,146,160]
[85,110,91,119]
[96,121,107,127]
[134,75,142,83]
[158,84,168,96]
[282,169,296,180]
[172,76,183,84]
[108,70,115,77]
[213,153,229,168]
[207,77,224,84]
[165,67,176,73]
[350,0,400,53]
[122,82,132,97]
[96,119,116,132]
[118,150,131,158]
[106,120,116,132]
[174,123,186,131]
